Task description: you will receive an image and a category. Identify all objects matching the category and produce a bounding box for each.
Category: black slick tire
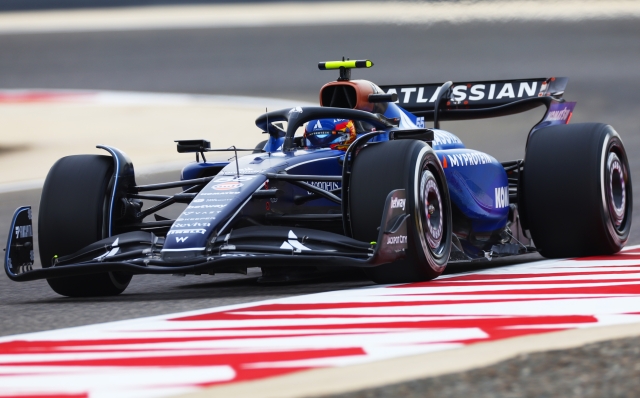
[39,155,132,297]
[253,140,268,154]
[522,123,632,258]
[350,140,452,283]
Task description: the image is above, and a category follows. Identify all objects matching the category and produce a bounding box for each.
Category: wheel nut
[428,204,435,215]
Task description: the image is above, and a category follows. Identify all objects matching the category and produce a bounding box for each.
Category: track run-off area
[3,248,640,397]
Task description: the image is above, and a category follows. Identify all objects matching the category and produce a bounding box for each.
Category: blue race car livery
[5,60,632,296]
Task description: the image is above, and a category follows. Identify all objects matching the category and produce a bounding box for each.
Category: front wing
[5,190,410,282]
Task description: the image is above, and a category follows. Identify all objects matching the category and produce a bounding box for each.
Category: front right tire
[349,140,452,283]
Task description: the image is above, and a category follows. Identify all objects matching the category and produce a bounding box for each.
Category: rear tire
[522,123,632,258]
[350,140,452,283]
[39,155,132,297]
[253,140,268,154]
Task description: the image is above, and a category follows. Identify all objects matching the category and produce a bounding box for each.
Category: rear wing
[379,77,568,121]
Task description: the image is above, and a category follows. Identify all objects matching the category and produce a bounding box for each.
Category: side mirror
[175,139,211,153]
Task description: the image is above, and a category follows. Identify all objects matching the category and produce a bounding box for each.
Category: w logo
[175,237,189,243]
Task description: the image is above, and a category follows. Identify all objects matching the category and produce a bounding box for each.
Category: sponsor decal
[386,235,408,245]
[495,186,509,209]
[545,103,575,123]
[182,211,221,216]
[433,131,463,146]
[538,80,548,96]
[176,217,216,221]
[92,237,120,261]
[187,204,226,209]
[221,169,260,175]
[199,192,240,196]
[305,181,340,194]
[215,175,258,182]
[212,181,243,191]
[288,107,303,120]
[173,223,211,228]
[14,225,32,239]
[279,230,311,252]
[445,151,494,168]
[547,108,571,121]
[167,229,206,235]
[192,199,204,203]
[288,106,303,114]
[175,237,189,243]
[386,81,540,105]
[306,130,334,137]
[415,116,425,128]
[391,197,406,211]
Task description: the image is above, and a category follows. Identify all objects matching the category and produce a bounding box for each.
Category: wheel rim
[606,151,627,230]
[420,170,444,255]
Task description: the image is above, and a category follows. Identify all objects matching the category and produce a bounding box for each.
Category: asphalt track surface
[0,171,543,337]
[1,18,640,338]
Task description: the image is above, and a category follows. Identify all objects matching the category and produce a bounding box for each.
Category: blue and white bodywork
[165,94,511,261]
[5,64,577,289]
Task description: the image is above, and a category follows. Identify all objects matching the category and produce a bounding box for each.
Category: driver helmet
[304,119,357,150]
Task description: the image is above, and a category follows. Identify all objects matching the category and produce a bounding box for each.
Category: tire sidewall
[39,155,132,296]
[599,132,632,251]
[350,140,452,283]
[522,123,632,257]
[408,146,452,274]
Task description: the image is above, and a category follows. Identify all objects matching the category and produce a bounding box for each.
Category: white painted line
[0,1,638,35]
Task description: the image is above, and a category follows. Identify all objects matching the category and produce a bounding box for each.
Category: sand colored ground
[0,92,308,187]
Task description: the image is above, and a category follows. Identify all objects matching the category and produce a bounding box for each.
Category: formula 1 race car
[5,60,633,297]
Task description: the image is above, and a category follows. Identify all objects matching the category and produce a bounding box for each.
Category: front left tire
[39,155,132,297]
